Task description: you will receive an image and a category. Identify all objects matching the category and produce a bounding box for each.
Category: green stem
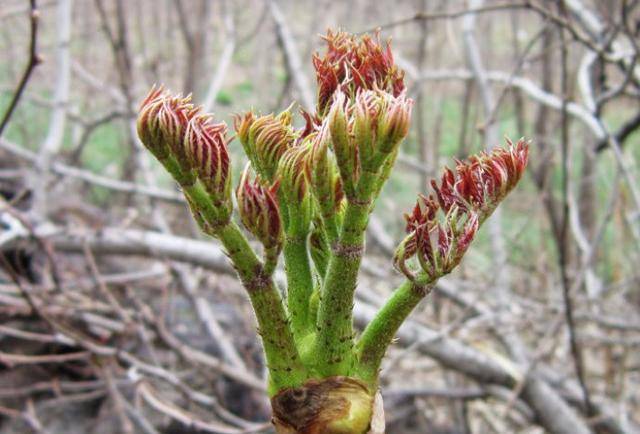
[214,222,307,393]
[264,245,280,276]
[159,156,222,226]
[355,276,434,385]
[309,226,330,279]
[283,233,314,341]
[183,182,221,226]
[315,170,378,376]
[180,175,306,392]
[321,213,340,243]
[160,155,195,187]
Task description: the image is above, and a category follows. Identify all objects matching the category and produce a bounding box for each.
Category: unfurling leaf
[395,139,529,282]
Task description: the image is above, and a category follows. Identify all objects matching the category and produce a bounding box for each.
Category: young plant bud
[184,114,232,215]
[352,89,413,171]
[138,88,197,158]
[233,111,255,157]
[137,86,169,160]
[327,91,358,197]
[310,123,345,221]
[431,138,530,216]
[313,30,406,116]
[236,165,283,254]
[234,108,297,181]
[376,91,413,154]
[300,109,322,140]
[392,231,419,281]
[396,139,529,282]
[352,90,378,159]
[277,143,313,234]
[137,86,200,185]
[252,107,297,181]
[326,89,413,196]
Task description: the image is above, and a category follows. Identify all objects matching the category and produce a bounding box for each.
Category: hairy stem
[316,170,378,376]
[283,233,314,341]
[215,222,307,392]
[355,276,434,385]
[309,226,330,279]
[264,244,280,276]
[163,151,306,390]
[178,176,307,392]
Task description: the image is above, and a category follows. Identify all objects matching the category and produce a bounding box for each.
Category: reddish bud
[300,109,322,140]
[431,139,529,216]
[233,111,255,156]
[137,86,167,158]
[236,165,283,252]
[313,30,406,116]
[184,114,232,209]
[137,86,198,170]
[393,233,419,281]
[396,139,529,281]
[277,143,314,234]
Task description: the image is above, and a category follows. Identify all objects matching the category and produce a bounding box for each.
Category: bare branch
[268,0,314,111]
[0,0,41,137]
[201,0,236,113]
[32,0,73,215]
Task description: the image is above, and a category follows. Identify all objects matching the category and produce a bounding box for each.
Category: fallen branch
[17,221,623,434]
[0,138,184,203]
[268,0,314,111]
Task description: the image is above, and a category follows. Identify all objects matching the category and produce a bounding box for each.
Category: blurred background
[0,0,639,433]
